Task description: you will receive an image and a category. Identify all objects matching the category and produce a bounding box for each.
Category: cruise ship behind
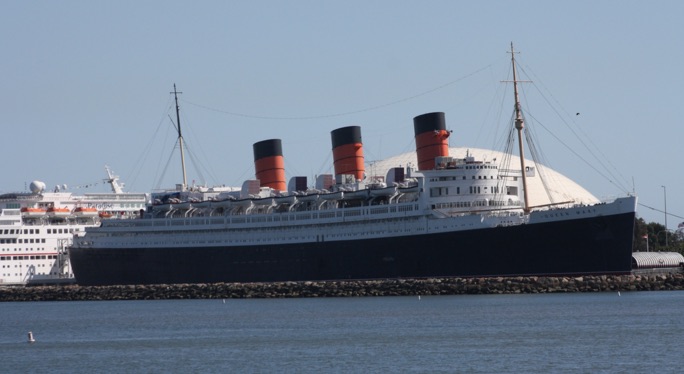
[0,167,148,285]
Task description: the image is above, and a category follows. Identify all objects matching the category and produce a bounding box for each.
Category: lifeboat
[369,186,397,197]
[20,207,46,217]
[296,191,320,202]
[98,212,113,218]
[252,197,274,206]
[342,189,370,200]
[398,185,420,194]
[152,203,173,212]
[273,195,297,205]
[212,198,235,209]
[73,207,98,217]
[320,191,344,201]
[193,200,213,209]
[173,201,193,210]
[47,207,71,217]
[232,198,254,208]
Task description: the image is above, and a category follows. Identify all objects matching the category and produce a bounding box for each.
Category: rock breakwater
[2,273,684,302]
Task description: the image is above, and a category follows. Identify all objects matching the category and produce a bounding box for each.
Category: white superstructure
[73,156,635,250]
[0,168,148,285]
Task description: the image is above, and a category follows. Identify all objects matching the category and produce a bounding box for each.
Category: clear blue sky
[2,1,682,228]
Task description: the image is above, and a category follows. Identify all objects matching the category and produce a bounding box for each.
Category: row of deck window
[431,185,504,197]
[1,228,77,235]
[0,255,57,260]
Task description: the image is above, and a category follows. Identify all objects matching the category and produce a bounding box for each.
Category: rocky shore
[2,273,684,302]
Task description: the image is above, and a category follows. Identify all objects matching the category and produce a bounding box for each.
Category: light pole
[662,185,668,246]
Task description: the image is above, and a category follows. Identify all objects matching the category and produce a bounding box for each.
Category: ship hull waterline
[68,211,636,286]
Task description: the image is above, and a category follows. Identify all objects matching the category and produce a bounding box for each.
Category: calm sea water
[2,291,683,373]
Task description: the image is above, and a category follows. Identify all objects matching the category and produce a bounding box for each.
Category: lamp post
[662,185,668,246]
[656,230,672,250]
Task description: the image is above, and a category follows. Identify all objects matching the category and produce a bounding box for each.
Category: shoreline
[2,273,684,302]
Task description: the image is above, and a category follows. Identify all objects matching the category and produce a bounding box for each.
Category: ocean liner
[0,167,148,285]
[69,46,637,286]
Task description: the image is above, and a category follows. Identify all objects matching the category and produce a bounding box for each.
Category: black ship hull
[69,211,636,286]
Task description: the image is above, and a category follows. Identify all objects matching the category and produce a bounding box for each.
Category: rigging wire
[639,202,684,221]
[154,137,178,191]
[517,63,631,193]
[180,63,496,120]
[522,109,630,194]
[124,98,175,191]
[177,106,222,186]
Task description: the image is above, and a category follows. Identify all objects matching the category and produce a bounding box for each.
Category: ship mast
[172,84,188,191]
[510,43,531,214]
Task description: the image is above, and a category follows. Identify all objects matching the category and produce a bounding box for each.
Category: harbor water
[2,291,683,373]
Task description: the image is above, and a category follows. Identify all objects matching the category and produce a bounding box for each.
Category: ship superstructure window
[468,186,482,194]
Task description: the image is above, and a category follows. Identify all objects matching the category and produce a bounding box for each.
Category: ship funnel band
[331,126,365,181]
[413,112,450,170]
[253,139,283,160]
[331,126,362,149]
[253,139,286,191]
[413,112,447,135]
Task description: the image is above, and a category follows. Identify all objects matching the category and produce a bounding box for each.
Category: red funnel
[253,139,286,192]
[331,126,364,181]
[414,112,450,170]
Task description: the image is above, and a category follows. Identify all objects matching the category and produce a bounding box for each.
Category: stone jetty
[2,273,684,302]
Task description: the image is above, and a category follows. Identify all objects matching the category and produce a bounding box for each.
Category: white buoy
[618,291,621,296]
[27,331,35,343]
[418,295,421,300]
[222,299,226,304]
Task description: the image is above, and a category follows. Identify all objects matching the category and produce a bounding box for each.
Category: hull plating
[69,211,635,286]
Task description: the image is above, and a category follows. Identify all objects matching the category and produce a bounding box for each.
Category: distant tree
[634,217,684,254]
[633,217,648,252]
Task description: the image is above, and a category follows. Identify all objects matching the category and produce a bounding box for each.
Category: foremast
[172,84,188,191]
[510,43,531,214]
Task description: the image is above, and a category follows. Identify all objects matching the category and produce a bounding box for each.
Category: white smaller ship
[0,167,148,285]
